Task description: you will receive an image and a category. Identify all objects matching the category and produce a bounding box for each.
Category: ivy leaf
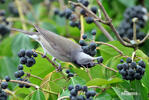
[31,90,46,100]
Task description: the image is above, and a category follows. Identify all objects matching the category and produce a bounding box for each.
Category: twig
[86,68,92,80]
[96,41,124,55]
[58,96,69,100]
[80,15,84,40]
[96,0,133,47]
[139,33,149,44]
[132,18,138,42]
[26,73,43,81]
[15,0,27,30]
[94,21,114,41]
[69,1,114,41]
[33,50,67,80]
[100,63,118,73]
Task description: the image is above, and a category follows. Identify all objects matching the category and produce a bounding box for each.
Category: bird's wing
[34,25,81,61]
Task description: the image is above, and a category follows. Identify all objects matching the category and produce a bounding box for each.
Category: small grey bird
[11,25,99,68]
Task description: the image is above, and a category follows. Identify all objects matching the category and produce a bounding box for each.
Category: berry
[70,89,77,96]
[120,59,124,63]
[90,90,96,97]
[130,62,137,69]
[89,42,96,50]
[0,24,10,36]
[54,8,59,15]
[128,68,135,76]
[82,86,88,92]
[82,34,87,40]
[134,73,142,80]
[18,49,25,57]
[126,57,132,63]
[5,76,10,82]
[20,57,27,64]
[138,60,145,68]
[75,84,82,91]
[80,9,86,16]
[85,91,91,98]
[119,69,127,76]
[18,64,23,70]
[82,0,89,7]
[97,56,103,64]
[91,29,96,35]
[68,85,74,91]
[136,65,142,73]
[25,50,33,57]
[8,2,19,16]
[122,63,129,69]
[91,6,97,14]
[76,95,85,100]
[0,0,5,4]
[59,11,65,17]
[1,82,8,89]
[66,70,70,74]
[65,8,72,19]
[79,40,87,46]
[117,64,123,70]
[26,58,34,67]
[69,21,76,27]
[0,10,5,16]
[68,73,74,77]
[19,83,24,88]
[82,46,90,54]
[19,70,25,76]
[24,80,31,88]
[33,52,38,57]
[14,71,21,78]
[86,17,94,24]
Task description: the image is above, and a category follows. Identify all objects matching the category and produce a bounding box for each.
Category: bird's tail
[11,28,38,35]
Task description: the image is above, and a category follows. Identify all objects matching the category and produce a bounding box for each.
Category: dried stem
[15,0,27,30]
[96,41,124,55]
[26,73,43,81]
[69,1,114,41]
[58,96,69,100]
[100,63,118,73]
[80,15,85,40]
[132,18,138,42]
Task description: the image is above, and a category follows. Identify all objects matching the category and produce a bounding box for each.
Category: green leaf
[112,87,134,100]
[70,76,86,86]
[99,41,133,61]
[49,81,62,93]
[130,80,148,100]
[118,0,136,7]
[11,34,34,56]
[86,78,123,86]
[31,90,46,100]
[0,36,14,56]
[95,93,112,100]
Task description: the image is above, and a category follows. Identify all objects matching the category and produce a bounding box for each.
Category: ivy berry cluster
[117,5,148,40]
[68,84,96,100]
[117,57,146,81]
[79,29,97,57]
[0,76,11,100]
[14,49,38,88]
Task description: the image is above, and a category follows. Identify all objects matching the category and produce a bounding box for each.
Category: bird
[11,25,99,68]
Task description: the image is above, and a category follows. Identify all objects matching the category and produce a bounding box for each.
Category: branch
[26,73,43,81]
[96,0,133,47]
[100,63,118,73]
[58,96,69,100]
[69,1,114,41]
[80,15,84,40]
[96,41,124,55]
[139,33,149,44]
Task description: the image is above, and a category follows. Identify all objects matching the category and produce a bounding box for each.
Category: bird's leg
[52,57,62,71]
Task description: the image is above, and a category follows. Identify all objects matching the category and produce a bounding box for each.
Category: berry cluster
[0,76,11,100]
[8,2,19,17]
[117,6,148,40]
[68,84,96,100]
[79,30,97,57]
[0,10,10,38]
[54,0,98,29]
[117,57,146,81]
[65,70,74,78]
[18,49,37,67]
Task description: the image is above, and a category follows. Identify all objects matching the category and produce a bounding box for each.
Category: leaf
[86,78,123,86]
[31,90,46,100]
[112,87,134,100]
[72,68,90,82]
[99,41,133,61]
[49,81,62,93]
[40,71,55,99]
[95,93,112,100]
[118,0,136,7]
[130,80,148,100]
[0,36,14,56]
[70,76,86,86]
[11,34,34,56]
